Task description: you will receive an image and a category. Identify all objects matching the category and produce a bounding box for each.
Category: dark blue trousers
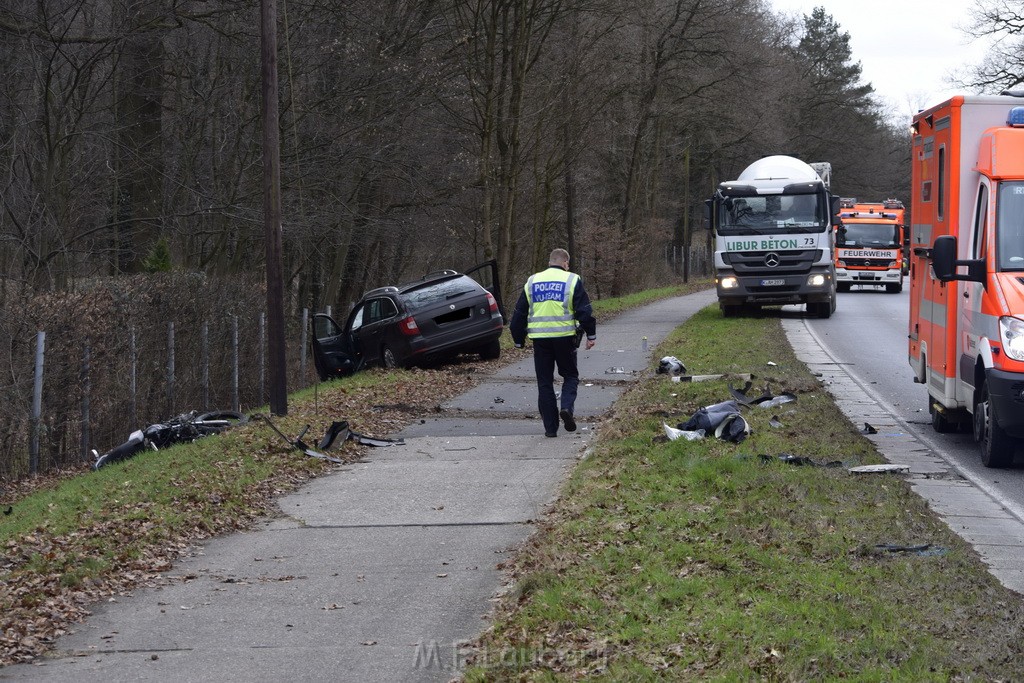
[532,336,579,434]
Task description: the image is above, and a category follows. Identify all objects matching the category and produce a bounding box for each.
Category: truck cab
[706,155,840,318]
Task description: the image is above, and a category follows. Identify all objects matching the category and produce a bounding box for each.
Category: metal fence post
[232,315,240,413]
[80,343,90,461]
[300,308,308,386]
[167,321,176,414]
[29,331,45,475]
[130,328,138,426]
[201,321,210,411]
[259,311,266,406]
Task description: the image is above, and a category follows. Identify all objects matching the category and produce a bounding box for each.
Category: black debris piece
[863,423,878,434]
[874,543,948,557]
[758,453,844,467]
[317,420,404,449]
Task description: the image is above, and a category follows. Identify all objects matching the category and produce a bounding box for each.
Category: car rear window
[402,276,482,312]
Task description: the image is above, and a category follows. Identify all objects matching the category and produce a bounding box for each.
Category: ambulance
[909,94,1024,467]
[835,199,906,293]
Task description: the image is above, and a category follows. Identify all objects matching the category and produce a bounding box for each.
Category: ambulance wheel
[929,401,956,434]
[975,383,1015,468]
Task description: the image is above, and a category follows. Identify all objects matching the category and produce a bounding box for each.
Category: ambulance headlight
[807,274,827,287]
[719,276,739,289]
[999,316,1024,361]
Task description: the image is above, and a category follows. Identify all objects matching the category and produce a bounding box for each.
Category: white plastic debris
[848,464,910,474]
[663,423,705,441]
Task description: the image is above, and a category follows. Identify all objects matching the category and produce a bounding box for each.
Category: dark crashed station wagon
[311,261,505,379]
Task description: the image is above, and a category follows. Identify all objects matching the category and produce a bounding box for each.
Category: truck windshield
[998,182,1024,270]
[837,222,900,248]
[719,193,824,234]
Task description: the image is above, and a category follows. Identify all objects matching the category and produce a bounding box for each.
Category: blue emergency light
[1007,107,1024,127]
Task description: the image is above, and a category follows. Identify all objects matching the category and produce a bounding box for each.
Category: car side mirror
[931,235,985,284]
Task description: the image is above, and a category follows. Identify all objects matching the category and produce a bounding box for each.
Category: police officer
[510,248,597,437]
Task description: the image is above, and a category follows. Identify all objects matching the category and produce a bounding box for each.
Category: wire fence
[0,274,320,481]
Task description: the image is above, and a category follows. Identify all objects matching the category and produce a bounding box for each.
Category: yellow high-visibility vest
[525,268,579,338]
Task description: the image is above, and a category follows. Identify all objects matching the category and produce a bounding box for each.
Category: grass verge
[463,307,1024,680]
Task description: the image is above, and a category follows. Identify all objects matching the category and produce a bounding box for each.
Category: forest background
[0,0,1010,478]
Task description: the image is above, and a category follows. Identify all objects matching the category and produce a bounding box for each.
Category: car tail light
[485,292,499,313]
[398,314,420,336]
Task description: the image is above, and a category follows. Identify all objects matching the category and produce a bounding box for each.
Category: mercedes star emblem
[764,252,781,268]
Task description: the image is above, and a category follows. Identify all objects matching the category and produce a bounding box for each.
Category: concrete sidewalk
[1,290,716,683]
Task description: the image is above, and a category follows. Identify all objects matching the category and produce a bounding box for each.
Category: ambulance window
[937,146,946,222]
[973,184,988,260]
[997,182,1024,270]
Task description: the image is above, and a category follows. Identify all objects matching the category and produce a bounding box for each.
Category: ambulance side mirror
[931,235,985,284]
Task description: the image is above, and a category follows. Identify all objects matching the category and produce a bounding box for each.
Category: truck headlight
[807,274,826,287]
[836,260,846,267]
[1000,316,1024,361]
[719,276,738,289]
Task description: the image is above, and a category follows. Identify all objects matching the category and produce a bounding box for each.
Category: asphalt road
[788,286,1024,519]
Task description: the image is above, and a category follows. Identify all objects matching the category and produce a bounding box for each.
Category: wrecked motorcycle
[92,410,248,470]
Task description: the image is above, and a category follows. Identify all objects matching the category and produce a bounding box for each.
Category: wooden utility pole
[262,0,288,415]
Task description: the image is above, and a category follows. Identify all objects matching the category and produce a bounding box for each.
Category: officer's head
[549,248,570,268]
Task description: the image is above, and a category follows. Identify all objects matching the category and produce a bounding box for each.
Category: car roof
[360,269,473,300]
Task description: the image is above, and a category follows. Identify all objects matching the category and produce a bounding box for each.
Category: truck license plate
[760,278,785,286]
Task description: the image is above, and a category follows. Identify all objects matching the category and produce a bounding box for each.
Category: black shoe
[560,409,576,432]
[545,431,558,438]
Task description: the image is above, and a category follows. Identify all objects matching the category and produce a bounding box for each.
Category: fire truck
[909,94,1024,467]
[835,199,906,293]
[705,156,839,318]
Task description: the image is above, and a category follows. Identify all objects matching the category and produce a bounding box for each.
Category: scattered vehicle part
[848,464,910,474]
[758,453,843,467]
[663,423,705,441]
[311,260,504,379]
[656,356,686,375]
[679,400,749,443]
[257,415,343,463]
[874,543,948,556]
[862,422,878,434]
[606,367,626,374]
[768,416,783,428]
[757,393,797,409]
[92,410,248,470]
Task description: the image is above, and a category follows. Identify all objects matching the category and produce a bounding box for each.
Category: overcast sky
[771,1,993,123]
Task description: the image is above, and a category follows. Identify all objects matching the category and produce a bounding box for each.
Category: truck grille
[843,258,893,268]
[723,249,819,274]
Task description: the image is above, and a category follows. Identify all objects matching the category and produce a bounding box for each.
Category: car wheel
[382,345,401,369]
[479,339,501,360]
[975,382,1015,468]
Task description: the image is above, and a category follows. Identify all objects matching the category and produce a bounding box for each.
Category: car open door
[463,259,504,321]
[311,313,356,380]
